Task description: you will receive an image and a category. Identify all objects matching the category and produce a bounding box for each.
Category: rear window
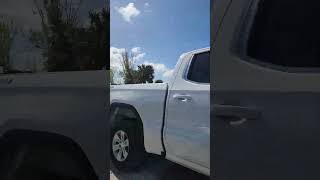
[247,0,320,68]
[187,51,210,83]
[0,0,109,75]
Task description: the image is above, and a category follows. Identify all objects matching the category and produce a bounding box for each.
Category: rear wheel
[0,137,96,180]
[110,119,146,171]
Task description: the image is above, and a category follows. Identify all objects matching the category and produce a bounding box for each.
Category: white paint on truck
[111,47,210,176]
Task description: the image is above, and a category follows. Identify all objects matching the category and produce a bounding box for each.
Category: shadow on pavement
[110,154,209,180]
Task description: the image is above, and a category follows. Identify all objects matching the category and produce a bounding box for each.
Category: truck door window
[187,52,209,83]
[247,0,320,68]
[0,0,108,74]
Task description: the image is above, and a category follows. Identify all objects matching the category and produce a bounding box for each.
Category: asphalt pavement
[110,154,209,180]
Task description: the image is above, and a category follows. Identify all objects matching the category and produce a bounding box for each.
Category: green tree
[0,22,10,67]
[117,48,158,84]
[31,0,109,72]
[137,64,154,83]
[119,50,155,84]
[0,18,18,73]
[85,7,109,70]
[32,0,83,71]
[119,51,137,84]
[110,68,115,85]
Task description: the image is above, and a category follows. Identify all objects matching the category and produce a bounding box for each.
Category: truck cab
[213,0,320,179]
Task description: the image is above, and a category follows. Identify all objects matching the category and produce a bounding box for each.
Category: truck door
[165,50,210,172]
[213,0,232,42]
[213,0,320,179]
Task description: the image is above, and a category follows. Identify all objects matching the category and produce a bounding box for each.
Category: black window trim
[231,0,320,74]
[184,51,210,84]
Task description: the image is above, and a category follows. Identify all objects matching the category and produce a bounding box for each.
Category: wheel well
[110,103,145,148]
[0,129,98,180]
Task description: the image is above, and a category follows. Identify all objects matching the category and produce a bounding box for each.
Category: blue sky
[110,0,210,83]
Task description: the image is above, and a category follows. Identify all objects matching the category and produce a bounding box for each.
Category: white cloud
[110,47,125,71]
[133,53,146,62]
[143,61,174,81]
[110,47,174,83]
[131,47,141,54]
[110,47,126,84]
[131,47,146,62]
[116,3,140,23]
[163,69,174,78]
[144,2,152,13]
[110,46,146,71]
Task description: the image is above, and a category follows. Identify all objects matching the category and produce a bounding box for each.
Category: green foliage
[0,18,17,72]
[110,68,115,84]
[119,50,155,84]
[0,22,10,66]
[31,0,109,72]
[137,64,154,83]
[120,51,137,84]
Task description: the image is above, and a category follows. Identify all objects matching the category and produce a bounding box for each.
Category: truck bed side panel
[111,84,167,155]
[0,71,108,177]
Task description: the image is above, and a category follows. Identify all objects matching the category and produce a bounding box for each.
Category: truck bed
[110,83,168,155]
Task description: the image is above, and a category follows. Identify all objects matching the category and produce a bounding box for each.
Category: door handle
[212,104,261,121]
[173,94,192,102]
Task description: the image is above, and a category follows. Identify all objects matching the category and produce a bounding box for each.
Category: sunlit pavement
[110,154,209,180]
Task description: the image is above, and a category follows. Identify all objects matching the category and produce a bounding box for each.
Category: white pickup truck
[110,47,210,176]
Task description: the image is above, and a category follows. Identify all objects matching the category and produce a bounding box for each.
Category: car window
[247,0,320,68]
[0,0,109,75]
[187,51,210,83]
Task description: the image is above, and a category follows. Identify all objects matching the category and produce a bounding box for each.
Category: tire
[110,118,146,171]
[0,138,95,180]
[0,141,29,180]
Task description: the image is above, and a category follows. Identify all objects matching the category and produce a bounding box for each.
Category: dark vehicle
[213,0,320,179]
[0,0,108,179]
[0,71,107,180]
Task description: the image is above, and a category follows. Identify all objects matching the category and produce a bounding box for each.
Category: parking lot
[110,154,209,180]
